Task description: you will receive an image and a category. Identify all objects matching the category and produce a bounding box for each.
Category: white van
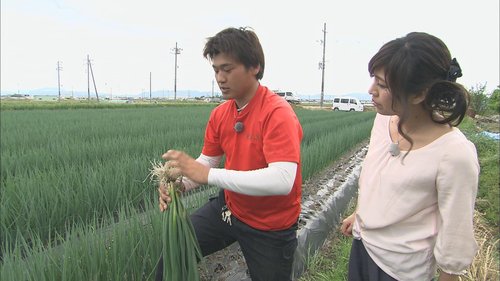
[332,97,364,112]
[275,91,300,104]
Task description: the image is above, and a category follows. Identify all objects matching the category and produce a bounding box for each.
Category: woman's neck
[393,108,452,149]
[397,105,435,134]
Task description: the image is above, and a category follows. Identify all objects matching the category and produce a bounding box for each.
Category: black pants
[156,190,298,281]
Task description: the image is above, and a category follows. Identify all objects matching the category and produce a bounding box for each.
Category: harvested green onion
[149,161,202,281]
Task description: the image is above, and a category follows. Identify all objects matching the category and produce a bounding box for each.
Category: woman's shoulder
[436,128,479,165]
[374,113,392,126]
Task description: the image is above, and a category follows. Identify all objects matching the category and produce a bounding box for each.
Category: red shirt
[202,85,303,231]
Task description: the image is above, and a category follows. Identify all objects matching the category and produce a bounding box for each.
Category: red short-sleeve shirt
[202,85,303,231]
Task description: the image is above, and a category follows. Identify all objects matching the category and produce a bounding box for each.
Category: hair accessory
[446,58,462,82]
[234,122,244,133]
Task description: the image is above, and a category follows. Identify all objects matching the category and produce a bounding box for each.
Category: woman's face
[368,69,398,115]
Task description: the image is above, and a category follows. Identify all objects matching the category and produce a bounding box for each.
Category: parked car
[205,96,223,103]
[275,91,300,104]
[332,97,364,112]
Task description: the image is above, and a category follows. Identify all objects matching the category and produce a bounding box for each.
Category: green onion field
[0,103,375,280]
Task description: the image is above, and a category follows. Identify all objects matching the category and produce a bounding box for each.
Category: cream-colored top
[353,114,479,281]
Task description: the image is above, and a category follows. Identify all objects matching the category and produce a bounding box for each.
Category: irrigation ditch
[199,142,368,281]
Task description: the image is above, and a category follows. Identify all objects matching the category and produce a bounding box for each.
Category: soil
[199,141,369,281]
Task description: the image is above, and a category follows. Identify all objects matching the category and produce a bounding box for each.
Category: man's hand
[158,182,171,212]
[162,150,210,185]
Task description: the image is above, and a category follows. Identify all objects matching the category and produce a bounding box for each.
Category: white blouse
[353,114,479,280]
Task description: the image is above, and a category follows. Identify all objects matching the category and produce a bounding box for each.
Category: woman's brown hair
[368,32,470,149]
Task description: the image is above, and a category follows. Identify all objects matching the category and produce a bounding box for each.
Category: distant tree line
[468,83,500,116]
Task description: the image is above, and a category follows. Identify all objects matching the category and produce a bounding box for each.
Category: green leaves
[161,182,202,281]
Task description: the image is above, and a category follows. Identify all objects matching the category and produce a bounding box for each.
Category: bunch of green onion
[149,161,203,281]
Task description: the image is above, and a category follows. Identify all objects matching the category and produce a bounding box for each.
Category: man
[157,27,303,281]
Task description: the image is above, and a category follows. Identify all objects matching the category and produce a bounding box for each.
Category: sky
[1,0,499,98]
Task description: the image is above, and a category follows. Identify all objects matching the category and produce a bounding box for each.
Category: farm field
[0,103,375,280]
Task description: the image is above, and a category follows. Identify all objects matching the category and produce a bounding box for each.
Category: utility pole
[319,22,327,108]
[87,55,90,101]
[172,42,182,100]
[88,56,99,102]
[149,72,152,102]
[56,61,63,101]
[212,79,215,98]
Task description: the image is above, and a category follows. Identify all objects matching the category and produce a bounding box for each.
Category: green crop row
[0,185,221,280]
[1,107,213,255]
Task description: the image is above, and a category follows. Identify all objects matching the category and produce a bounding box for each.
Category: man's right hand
[158,182,172,212]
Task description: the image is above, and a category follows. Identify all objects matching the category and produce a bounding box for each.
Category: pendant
[389,142,400,157]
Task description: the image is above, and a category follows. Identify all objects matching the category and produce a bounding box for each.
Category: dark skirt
[348,239,398,281]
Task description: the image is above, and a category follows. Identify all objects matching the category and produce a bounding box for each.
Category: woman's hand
[340,212,356,236]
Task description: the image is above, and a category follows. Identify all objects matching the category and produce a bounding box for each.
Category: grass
[460,212,499,280]
[298,116,500,281]
[298,200,355,281]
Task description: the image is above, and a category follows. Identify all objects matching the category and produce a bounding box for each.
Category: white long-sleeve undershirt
[183,154,297,196]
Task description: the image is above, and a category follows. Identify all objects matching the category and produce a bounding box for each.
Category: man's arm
[162,150,297,196]
[208,162,297,196]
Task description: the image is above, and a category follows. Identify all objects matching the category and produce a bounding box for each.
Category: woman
[341,32,479,281]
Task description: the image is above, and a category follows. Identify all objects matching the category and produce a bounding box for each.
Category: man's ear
[250,65,260,76]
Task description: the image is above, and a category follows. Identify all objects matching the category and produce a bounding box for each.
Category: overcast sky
[1,0,499,97]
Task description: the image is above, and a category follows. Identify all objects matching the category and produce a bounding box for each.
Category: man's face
[211,53,260,101]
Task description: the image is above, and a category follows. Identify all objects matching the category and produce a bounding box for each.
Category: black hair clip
[446,58,463,82]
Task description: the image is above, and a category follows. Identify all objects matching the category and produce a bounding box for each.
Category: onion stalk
[149,160,202,281]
